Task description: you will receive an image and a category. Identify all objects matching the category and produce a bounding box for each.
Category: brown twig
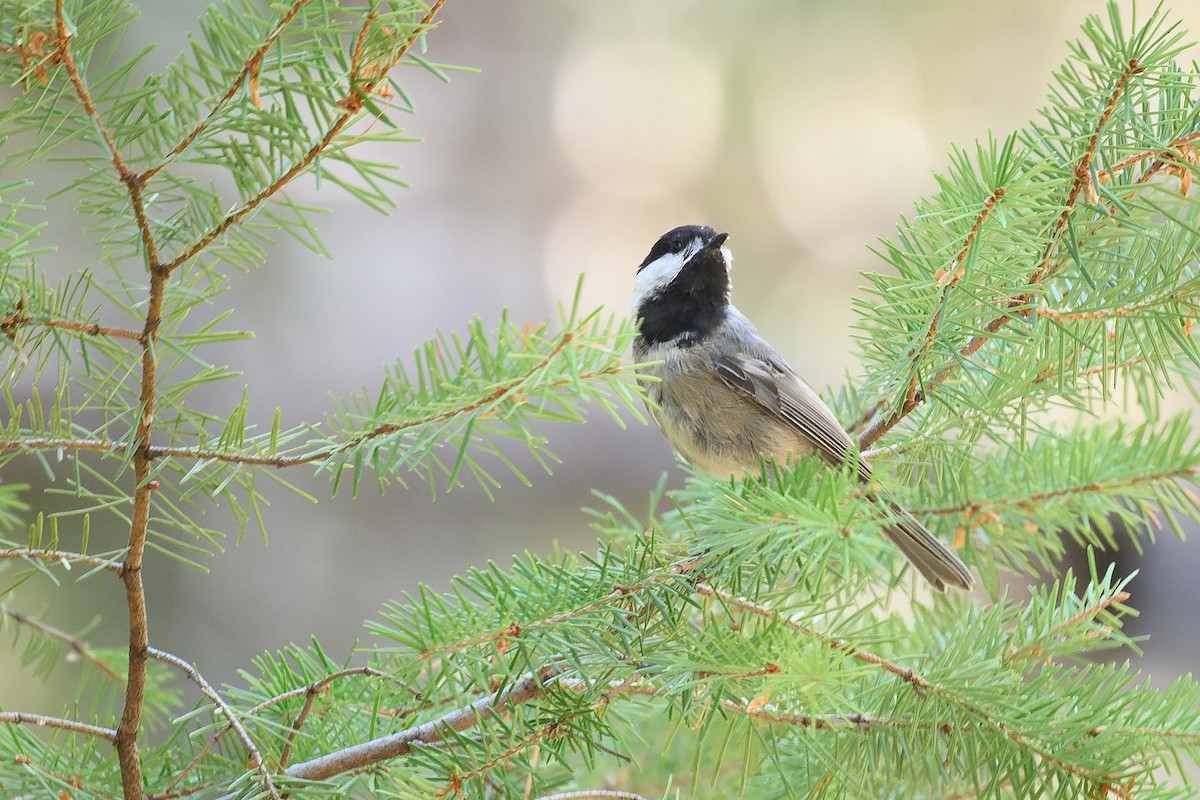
[146,648,279,800]
[0,437,128,455]
[277,666,408,769]
[416,566,691,661]
[53,0,166,793]
[3,608,124,683]
[0,315,145,342]
[140,0,313,182]
[896,187,1007,412]
[54,0,159,271]
[1034,290,1194,321]
[161,0,447,273]
[429,717,574,800]
[283,663,561,782]
[1094,131,1200,183]
[0,711,117,742]
[720,699,966,733]
[858,58,1146,451]
[0,547,124,574]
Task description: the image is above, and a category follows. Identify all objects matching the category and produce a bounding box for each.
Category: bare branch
[0,315,144,342]
[162,667,408,797]
[284,663,561,782]
[3,608,124,683]
[146,648,280,800]
[0,547,124,574]
[0,711,117,742]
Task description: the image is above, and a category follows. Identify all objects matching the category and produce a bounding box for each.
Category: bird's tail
[878,501,973,592]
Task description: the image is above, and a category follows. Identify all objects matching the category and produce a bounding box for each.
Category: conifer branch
[139,0,313,183]
[695,583,1124,785]
[859,58,1147,450]
[0,314,145,343]
[0,437,126,455]
[1007,590,1130,663]
[161,0,447,274]
[1034,288,1196,321]
[0,547,124,574]
[0,331,625,470]
[54,0,171,792]
[146,647,280,800]
[54,0,160,270]
[530,792,652,800]
[416,565,693,661]
[0,711,117,742]
[283,663,561,782]
[276,667,407,769]
[917,466,1200,521]
[163,666,411,796]
[3,608,124,683]
[720,700,963,733]
[897,186,1007,413]
[1094,131,1200,186]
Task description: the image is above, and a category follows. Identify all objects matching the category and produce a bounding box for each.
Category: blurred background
[3,0,1200,713]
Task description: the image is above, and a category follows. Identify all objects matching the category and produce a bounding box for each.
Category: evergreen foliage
[1,1,1199,798]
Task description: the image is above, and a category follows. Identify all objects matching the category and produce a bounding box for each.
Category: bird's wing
[712,352,871,482]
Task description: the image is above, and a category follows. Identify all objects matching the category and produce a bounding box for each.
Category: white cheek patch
[632,240,704,312]
[633,251,686,311]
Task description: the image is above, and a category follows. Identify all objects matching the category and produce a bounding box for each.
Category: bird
[630,224,973,591]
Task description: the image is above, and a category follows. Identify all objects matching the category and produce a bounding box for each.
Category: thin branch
[0,711,117,742]
[417,566,689,661]
[284,663,561,782]
[897,187,1007,413]
[0,547,124,574]
[140,0,313,182]
[0,315,145,343]
[430,718,572,800]
[1008,590,1131,663]
[161,666,414,798]
[694,582,1122,785]
[3,608,124,683]
[858,58,1146,450]
[9,752,121,799]
[1094,131,1200,182]
[915,465,1200,521]
[161,0,447,273]
[146,647,280,800]
[54,0,160,270]
[0,333,615,471]
[1035,289,1195,321]
[278,666,408,769]
[54,0,170,793]
[720,699,965,733]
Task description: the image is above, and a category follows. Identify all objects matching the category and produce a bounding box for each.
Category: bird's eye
[670,240,684,254]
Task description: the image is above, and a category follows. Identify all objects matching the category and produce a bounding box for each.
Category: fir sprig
[3,1,1200,799]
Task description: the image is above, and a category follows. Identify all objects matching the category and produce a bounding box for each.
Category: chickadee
[631,225,973,591]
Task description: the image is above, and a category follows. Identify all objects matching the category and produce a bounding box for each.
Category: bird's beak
[707,232,729,250]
